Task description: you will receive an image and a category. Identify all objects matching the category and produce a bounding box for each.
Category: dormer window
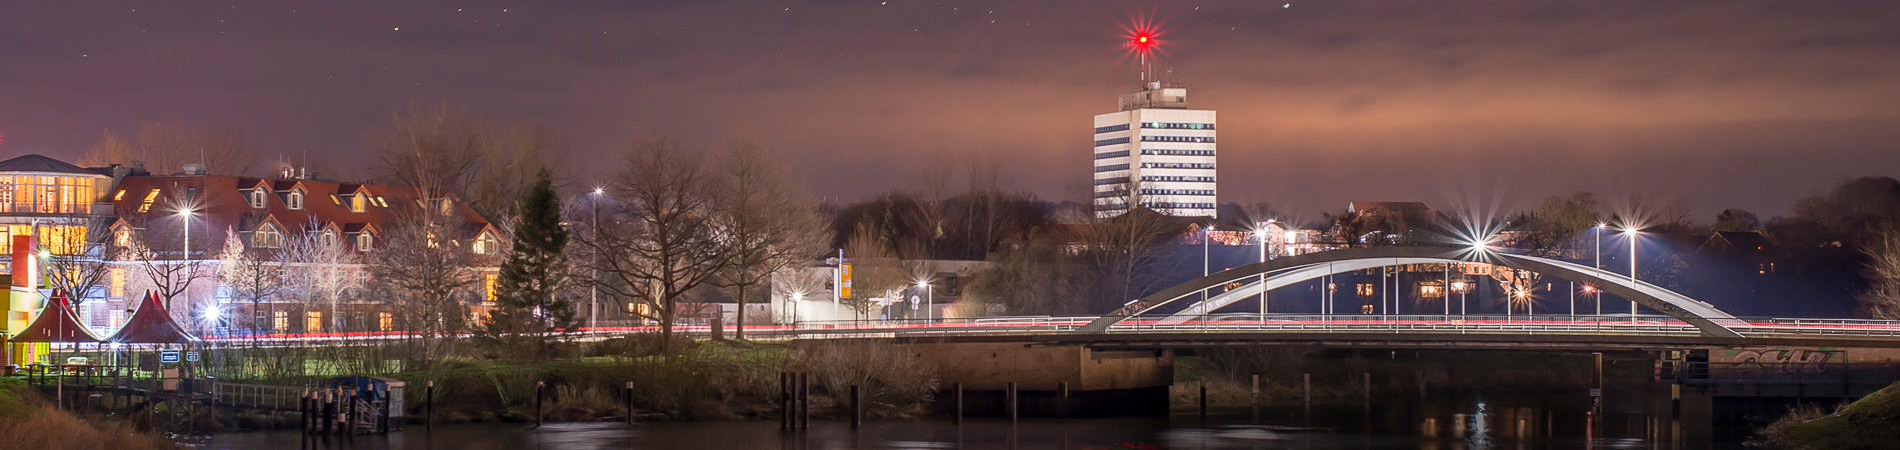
[254,223,283,248]
[321,229,338,247]
[287,188,305,210]
[250,189,268,209]
[472,231,497,255]
[350,194,367,213]
[356,232,374,251]
[114,227,132,247]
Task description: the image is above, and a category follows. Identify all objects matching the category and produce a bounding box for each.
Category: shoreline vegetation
[1757,381,1900,450]
[209,338,942,429]
[0,379,179,450]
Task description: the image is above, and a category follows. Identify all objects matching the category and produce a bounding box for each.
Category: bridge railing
[1103,314,1706,336]
[1738,318,1900,337]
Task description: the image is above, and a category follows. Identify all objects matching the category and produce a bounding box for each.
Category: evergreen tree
[488,169,572,359]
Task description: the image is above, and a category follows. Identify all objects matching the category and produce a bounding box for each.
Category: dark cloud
[0,0,1896,218]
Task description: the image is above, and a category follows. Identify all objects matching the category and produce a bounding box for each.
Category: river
[201,383,1766,449]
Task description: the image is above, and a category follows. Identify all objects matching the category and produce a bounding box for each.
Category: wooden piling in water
[850,385,862,428]
[624,381,635,426]
[534,381,546,426]
[1058,381,1070,418]
[1007,382,1018,423]
[797,373,810,429]
[953,383,963,424]
[426,380,435,429]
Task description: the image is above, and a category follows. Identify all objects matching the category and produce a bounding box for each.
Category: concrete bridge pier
[905,342,1173,418]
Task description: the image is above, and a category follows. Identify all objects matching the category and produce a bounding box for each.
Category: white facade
[1091,82,1218,218]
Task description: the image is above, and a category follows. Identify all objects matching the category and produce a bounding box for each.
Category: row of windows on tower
[1141,162,1216,170]
[1092,189,1215,198]
[1093,148,1217,160]
[1141,136,1215,143]
[1140,122,1215,130]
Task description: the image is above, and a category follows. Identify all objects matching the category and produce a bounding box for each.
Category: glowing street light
[1254,221,1271,320]
[790,291,805,324]
[915,279,934,321]
[1623,225,1640,322]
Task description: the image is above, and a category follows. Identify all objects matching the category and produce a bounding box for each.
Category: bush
[792,341,938,417]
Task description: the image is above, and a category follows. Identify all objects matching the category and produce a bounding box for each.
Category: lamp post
[589,187,604,330]
[1595,223,1605,317]
[1255,221,1270,322]
[790,292,803,325]
[915,280,933,322]
[1201,224,1213,320]
[1624,226,1639,323]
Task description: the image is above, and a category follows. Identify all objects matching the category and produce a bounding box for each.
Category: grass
[0,378,178,450]
[1760,381,1900,450]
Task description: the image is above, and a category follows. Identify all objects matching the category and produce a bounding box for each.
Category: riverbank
[217,339,938,428]
[0,378,178,450]
[1758,381,1900,450]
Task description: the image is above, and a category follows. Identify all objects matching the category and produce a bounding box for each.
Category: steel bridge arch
[1079,246,1747,338]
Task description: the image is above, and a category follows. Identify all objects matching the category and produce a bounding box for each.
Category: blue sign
[160,350,180,363]
[185,351,200,362]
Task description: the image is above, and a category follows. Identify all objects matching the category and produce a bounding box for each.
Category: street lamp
[1623,225,1639,322]
[588,187,604,330]
[1254,221,1270,320]
[1201,224,1214,320]
[176,207,195,259]
[915,279,933,321]
[790,291,804,325]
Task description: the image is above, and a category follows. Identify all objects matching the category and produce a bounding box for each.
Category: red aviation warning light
[1121,15,1165,81]
[1122,19,1164,58]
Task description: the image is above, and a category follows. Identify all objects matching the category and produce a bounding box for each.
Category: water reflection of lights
[1468,401,1492,449]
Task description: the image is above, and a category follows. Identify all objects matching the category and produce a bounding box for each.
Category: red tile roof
[110,174,497,256]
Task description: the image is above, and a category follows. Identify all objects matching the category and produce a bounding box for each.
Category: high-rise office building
[1091,81,1218,218]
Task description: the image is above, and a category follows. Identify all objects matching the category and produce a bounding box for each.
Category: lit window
[287,189,304,210]
[483,273,498,304]
[113,189,127,201]
[350,194,366,213]
[254,223,283,248]
[472,231,497,254]
[329,194,341,205]
[1355,283,1375,297]
[305,311,324,332]
[109,268,126,298]
[138,189,160,213]
[114,227,131,246]
[273,311,289,331]
[377,312,393,331]
[1419,282,1445,299]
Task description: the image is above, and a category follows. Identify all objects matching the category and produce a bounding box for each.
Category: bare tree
[39,222,112,307]
[373,102,482,205]
[118,225,210,326]
[1077,180,1184,312]
[580,138,736,353]
[1860,228,1900,319]
[283,219,359,333]
[712,141,825,339]
[840,223,908,320]
[367,207,479,366]
[79,121,260,175]
[219,228,287,344]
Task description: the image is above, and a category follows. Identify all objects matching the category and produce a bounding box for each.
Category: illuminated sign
[839,263,853,299]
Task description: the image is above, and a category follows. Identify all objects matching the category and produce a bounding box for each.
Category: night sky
[3,1,1898,217]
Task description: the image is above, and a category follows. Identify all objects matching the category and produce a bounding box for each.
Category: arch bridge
[1079,246,1749,338]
